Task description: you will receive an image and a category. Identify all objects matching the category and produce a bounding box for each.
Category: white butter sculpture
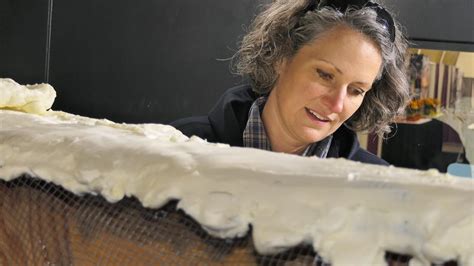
[0,78,56,114]
[0,79,473,266]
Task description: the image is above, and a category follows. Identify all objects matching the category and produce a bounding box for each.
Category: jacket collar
[208,84,257,146]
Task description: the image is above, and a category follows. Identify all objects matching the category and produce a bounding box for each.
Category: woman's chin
[299,129,329,144]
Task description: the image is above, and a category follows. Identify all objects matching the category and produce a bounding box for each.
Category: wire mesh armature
[0,176,458,266]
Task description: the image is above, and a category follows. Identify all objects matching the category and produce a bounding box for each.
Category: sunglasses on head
[304,0,396,43]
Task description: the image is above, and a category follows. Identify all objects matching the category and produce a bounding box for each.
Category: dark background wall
[1,0,473,124]
[0,0,49,84]
[384,0,474,52]
[48,0,263,123]
[1,0,263,123]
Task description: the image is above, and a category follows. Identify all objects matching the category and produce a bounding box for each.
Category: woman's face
[265,26,382,149]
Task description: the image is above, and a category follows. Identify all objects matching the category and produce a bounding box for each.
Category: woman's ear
[275,58,287,75]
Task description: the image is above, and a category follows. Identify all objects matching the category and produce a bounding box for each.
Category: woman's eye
[317,69,333,81]
[350,87,365,96]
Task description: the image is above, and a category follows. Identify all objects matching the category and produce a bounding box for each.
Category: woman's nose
[323,86,346,114]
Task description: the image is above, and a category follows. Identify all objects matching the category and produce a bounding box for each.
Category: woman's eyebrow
[353,81,371,88]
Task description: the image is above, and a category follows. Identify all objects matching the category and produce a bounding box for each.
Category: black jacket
[171,85,388,166]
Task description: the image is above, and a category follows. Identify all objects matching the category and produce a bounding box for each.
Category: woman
[172,0,409,165]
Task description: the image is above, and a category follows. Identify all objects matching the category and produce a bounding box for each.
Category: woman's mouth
[305,107,331,123]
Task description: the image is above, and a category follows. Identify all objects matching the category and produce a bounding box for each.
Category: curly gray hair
[233,0,410,135]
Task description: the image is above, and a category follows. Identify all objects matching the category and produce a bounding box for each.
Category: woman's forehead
[300,27,381,62]
[308,25,378,48]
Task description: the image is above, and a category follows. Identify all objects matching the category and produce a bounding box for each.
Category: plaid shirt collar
[242,96,332,158]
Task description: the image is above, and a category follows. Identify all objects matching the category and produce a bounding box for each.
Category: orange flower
[424,98,440,107]
[409,100,419,109]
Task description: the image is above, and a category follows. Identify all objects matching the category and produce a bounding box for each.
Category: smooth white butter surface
[0,78,56,114]
[0,109,473,266]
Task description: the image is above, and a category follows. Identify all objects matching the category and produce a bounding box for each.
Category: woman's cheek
[311,80,331,95]
[350,97,365,112]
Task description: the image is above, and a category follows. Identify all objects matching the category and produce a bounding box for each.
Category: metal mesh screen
[0,175,458,266]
